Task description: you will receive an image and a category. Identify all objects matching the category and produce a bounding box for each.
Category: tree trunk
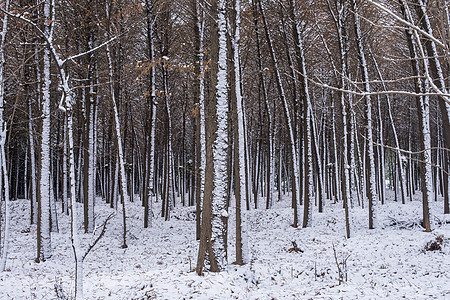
[231,0,248,265]
[352,0,377,229]
[400,0,432,231]
[196,0,229,274]
[258,0,300,226]
[37,0,53,261]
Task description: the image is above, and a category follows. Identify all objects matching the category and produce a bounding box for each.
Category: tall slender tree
[196,0,229,274]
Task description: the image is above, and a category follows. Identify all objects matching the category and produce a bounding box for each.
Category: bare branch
[82,213,115,261]
[294,68,450,104]
[367,0,447,49]
[63,36,118,66]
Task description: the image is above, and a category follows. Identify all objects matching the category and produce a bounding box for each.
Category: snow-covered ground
[1,191,449,299]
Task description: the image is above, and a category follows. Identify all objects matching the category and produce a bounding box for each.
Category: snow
[1,190,449,299]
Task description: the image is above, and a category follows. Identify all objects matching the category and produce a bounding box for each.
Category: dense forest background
[0,0,449,297]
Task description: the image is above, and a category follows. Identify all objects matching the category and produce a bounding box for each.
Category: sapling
[332,243,350,285]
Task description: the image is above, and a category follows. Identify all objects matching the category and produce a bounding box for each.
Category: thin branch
[82,213,115,261]
[295,69,450,104]
[367,0,447,49]
[0,8,118,68]
[63,36,118,66]
[363,135,450,177]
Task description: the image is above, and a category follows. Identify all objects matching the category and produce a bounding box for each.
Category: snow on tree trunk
[232,0,248,265]
[144,0,156,228]
[369,45,405,205]
[148,41,156,229]
[376,96,386,205]
[199,13,206,222]
[401,0,432,231]
[196,0,229,274]
[210,0,229,271]
[258,0,300,226]
[414,0,450,215]
[163,60,174,221]
[333,0,351,236]
[63,116,68,215]
[28,72,38,223]
[37,0,53,261]
[310,109,325,212]
[352,0,377,229]
[83,41,96,233]
[349,97,360,208]
[107,44,128,247]
[252,0,272,210]
[66,95,85,300]
[88,82,95,233]
[292,19,314,228]
[332,104,340,203]
[418,82,433,232]
[0,0,10,272]
[105,2,128,245]
[193,0,206,238]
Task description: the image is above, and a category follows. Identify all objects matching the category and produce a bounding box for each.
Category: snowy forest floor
[1,190,449,299]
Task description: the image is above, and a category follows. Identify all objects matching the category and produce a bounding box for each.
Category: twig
[82,212,115,261]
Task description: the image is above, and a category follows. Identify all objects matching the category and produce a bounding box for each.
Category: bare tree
[196,0,229,274]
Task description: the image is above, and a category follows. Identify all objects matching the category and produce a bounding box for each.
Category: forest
[0,0,449,299]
